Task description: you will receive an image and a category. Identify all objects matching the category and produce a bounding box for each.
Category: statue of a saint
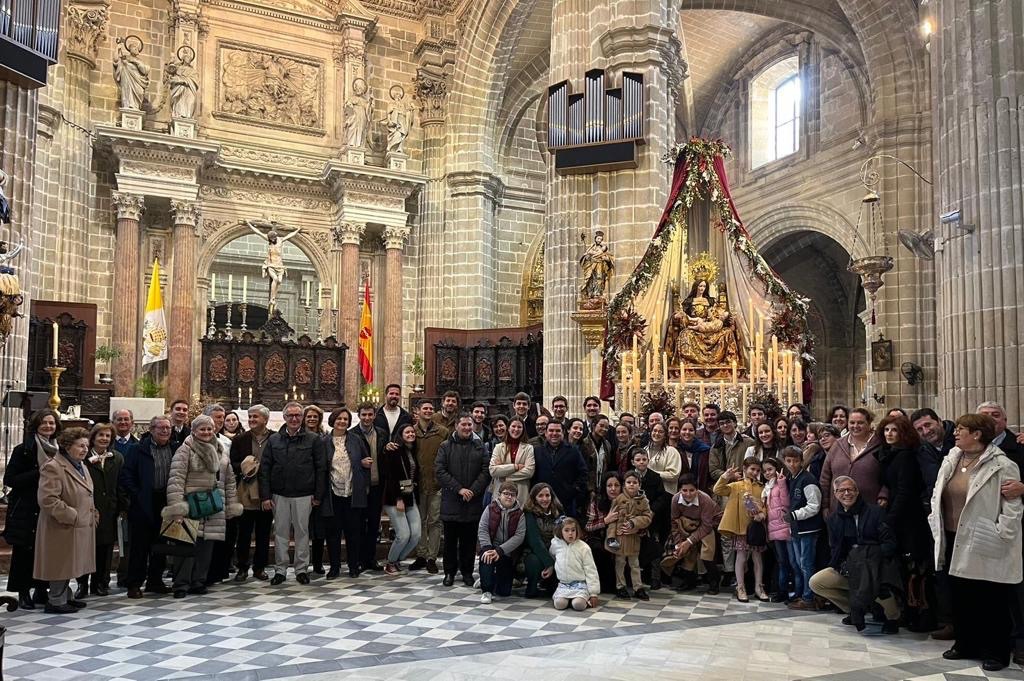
[344,77,372,149]
[667,279,740,368]
[168,46,199,119]
[383,84,412,154]
[246,220,301,312]
[113,35,150,111]
[579,231,614,300]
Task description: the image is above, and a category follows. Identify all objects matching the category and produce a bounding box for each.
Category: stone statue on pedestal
[579,231,614,301]
[344,77,372,149]
[168,45,199,120]
[383,84,412,154]
[113,35,150,111]
[246,220,301,312]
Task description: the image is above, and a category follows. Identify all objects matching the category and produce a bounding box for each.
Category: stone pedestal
[167,201,200,401]
[343,147,366,165]
[170,118,196,138]
[119,108,143,130]
[110,192,145,396]
[386,150,408,171]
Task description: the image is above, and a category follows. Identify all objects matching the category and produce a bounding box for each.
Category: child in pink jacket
[761,457,793,601]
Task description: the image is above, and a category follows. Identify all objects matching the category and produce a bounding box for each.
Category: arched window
[750,56,801,168]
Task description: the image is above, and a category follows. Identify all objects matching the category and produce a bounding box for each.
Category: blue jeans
[772,540,793,596]
[384,503,421,563]
[787,533,817,602]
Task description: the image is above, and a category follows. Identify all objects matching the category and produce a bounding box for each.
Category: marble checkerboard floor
[1,569,1021,681]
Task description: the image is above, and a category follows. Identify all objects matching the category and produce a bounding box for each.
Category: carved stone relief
[199,186,332,210]
[215,41,325,134]
[65,4,109,64]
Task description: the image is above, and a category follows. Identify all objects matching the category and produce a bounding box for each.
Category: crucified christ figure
[245,219,301,312]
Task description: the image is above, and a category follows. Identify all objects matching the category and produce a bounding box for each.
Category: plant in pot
[406,354,425,393]
[94,344,122,385]
[135,374,163,398]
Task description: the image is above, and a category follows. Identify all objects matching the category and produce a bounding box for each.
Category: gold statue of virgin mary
[665,253,741,371]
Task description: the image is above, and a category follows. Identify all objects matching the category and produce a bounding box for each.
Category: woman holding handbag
[161,415,242,599]
[380,424,421,575]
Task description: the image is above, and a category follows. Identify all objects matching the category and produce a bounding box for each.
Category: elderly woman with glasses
[809,475,902,633]
[929,414,1023,672]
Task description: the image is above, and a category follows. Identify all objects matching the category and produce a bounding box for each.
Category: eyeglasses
[285,413,302,419]
[499,492,517,499]
[835,488,857,495]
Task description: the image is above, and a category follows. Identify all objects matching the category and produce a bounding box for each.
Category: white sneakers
[480,592,492,604]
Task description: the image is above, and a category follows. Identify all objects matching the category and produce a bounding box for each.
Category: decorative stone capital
[413,69,449,125]
[170,200,201,230]
[332,221,365,247]
[112,191,145,221]
[381,226,410,251]
[65,3,109,66]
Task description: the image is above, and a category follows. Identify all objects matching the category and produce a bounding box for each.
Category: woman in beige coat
[489,418,535,501]
[929,414,1023,672]
[34,427,97,614]
[161,415,242,599]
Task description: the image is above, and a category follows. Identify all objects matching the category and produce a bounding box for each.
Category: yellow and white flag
[141,259,168,366]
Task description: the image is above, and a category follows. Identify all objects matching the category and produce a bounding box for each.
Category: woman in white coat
[489,418,535,501]
[929,414,1023,672]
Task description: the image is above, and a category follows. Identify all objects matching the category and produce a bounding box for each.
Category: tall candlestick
[767,348,775,387]
[679,361,685,386]
[645,352,652,392]
[795,356,803,404]
[304,281,311,307]
[242,275,248,303]
[620,351,627,390]
[227,274,233,302]
[732,359,738,386]
[698,381,705,408]
[718,381,725,407]
[741,385,749,420]
[747,299,754,340]
[51,322,59,362]
[662,352,668,381]
[632,334,638,359]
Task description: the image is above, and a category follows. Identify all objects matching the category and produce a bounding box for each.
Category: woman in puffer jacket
[161,415,242,598]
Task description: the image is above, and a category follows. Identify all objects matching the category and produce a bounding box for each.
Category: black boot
[18,590,34,610]
[703,562,721,595]
[75,576,89,601]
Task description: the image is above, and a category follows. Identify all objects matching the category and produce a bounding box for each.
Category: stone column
[382,226,410,387]
[110,192,145,396]
[0,81,41,473]
[413,69,449,335]
[334,221,364,402]
[444,172,504,328]
[932,0,1023,424]
[47,2,108,300]
[167,200,200,402]
[544,0,681,407]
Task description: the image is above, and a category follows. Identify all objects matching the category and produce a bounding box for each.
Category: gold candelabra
[45,365,65,411]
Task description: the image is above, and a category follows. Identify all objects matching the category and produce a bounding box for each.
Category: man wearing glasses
[259,402,326,585]
[120,416,176,599]
[809,476,900,632]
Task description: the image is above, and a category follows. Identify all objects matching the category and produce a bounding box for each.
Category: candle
[304,281,311,307]
[248,386,253,404]
[742,384,749,418]
[645,352,652,392]
[632,334,638,358]
[795,356,803,404]
[732,359,738,386]
[620,351,627,389]
[318,283,323,307]
[662,352,668,381]
[227,274,233,302]
[718,381,725,406]
[52,322,59,362]
[332,288,337,309]
[237,386,242,404]
[698,381,705,407]
[767,347,775,387]
[771,334,779,359]
[679,361,685,386]
[210,273,217,300]
[242,275,248,303]
[652,312,660,352]
[747,299,754,340]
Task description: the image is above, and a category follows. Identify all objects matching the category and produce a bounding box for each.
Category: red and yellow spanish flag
[358,279,373,383]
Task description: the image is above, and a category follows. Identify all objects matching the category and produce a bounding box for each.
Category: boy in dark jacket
[477,482,526,603]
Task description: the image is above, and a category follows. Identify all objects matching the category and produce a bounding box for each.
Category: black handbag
[745,520,767,548]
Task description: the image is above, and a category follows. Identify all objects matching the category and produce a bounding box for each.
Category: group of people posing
[2,389,1023,671]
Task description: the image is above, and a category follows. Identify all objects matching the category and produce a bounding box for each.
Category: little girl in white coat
[549,517,601,611]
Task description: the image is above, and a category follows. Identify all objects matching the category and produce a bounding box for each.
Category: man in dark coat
[259,402,325,585]
[910,408,955,509]
[111,409,140,454]
[435,413,490,586]
[532,421,589,519]
[168,399,190,448]
[119,416,176,598]
[374,384,413,439]
[349,402,390,572]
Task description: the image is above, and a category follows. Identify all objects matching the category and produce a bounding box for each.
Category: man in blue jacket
[119,416,176,599]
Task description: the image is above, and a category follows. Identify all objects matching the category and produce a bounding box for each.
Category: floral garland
[604,137,811,376]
